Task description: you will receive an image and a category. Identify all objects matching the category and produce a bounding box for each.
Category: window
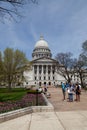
[39,77,41,80]
[48,70,50,74]
[34,66,37,74]
[35,77,36,80]
[48,65,51,74]
[53,71,54,74]
[34,70,37,74]
[44,76,46,80]
[43,65,46,74]
[48,76,50,80]
[39,70,41,74]
[44,70,46,74]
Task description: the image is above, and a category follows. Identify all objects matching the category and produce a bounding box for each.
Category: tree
[0,51,3,73]
[74,41,87,87]
[82,40,87,51]
[0,51,4,84]
[55,52,75,83]
[73,55,86,87]
[3,48,28,90]
[81,40,87,66]
[0,0,37,21]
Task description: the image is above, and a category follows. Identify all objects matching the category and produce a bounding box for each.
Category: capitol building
[23,36,66,87]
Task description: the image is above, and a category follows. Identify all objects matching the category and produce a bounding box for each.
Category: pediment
[32,56,58,63]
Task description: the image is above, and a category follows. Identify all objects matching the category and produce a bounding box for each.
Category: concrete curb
[0,93,54,123]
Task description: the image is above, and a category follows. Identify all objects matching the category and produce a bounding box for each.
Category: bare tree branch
[55,52,75,83]
[0,0,22,4]
[0,0,38,21]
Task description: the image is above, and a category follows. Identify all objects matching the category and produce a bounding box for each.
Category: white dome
[35,36,48,48]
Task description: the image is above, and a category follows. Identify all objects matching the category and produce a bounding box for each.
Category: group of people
[61,82,81,102]
[38,85,51,97]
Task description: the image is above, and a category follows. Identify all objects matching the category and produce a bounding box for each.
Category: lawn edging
[0,93,54,123]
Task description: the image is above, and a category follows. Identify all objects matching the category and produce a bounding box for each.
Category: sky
[0,0,87,60]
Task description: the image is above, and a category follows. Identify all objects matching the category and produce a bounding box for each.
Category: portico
[32,63,57,86]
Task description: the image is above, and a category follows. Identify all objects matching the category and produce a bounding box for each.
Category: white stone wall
[23,70,35,87]
[23,68,66,87]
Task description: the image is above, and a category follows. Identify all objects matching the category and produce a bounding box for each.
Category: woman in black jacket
[75,83,81,101]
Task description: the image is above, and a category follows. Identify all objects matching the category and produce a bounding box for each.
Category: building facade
[23,36,66,87]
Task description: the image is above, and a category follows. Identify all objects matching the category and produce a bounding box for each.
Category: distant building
[71,68,87,86]
[83,69,87,85]
[23,36,65,87]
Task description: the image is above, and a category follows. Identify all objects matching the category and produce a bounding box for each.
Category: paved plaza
[0,87,87,130]
[48,86,87,111]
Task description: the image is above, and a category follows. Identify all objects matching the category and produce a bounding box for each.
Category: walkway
[0,87,87,130]
[0,111,87,130]
[48,86,87,111]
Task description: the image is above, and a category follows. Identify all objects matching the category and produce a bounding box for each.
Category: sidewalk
[0,87,87,130]
[0,111,87,130]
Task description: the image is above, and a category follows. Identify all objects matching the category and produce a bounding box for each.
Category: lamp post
[36,80,39,106]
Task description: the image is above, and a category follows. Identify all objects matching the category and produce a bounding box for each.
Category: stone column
[50,65,53,80]
[42,65,43,81]
[37,65,39,82]
[33,65,34,80]
[46,65,48,80]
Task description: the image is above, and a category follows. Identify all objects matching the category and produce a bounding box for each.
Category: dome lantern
[40,35,44,40]
[35,35,48,48]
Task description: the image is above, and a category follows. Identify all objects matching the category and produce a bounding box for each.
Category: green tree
[3,48,28,90]
[0,51,3,73]
[0,51,4,84]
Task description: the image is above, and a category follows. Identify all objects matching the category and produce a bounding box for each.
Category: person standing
[75,83,81,101]
[61,82,66,101]
[67,83,74,102]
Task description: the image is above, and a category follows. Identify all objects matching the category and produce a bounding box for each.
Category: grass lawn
[0,88,27,102]
[0,88,46,113]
